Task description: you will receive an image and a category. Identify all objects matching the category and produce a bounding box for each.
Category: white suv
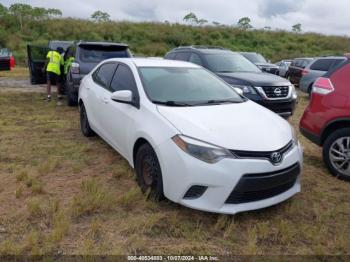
[78,58,303,214]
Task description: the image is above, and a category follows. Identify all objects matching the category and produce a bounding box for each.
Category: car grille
[225,163,300,204]
[230,140,294,164]
[262,86,289,99]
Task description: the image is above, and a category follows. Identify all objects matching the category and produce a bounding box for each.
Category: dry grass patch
[0,90,350,255]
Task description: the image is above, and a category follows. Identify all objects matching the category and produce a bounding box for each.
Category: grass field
[0,67,29,79]
[0,87,349,255]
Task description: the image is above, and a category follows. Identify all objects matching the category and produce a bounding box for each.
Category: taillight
[302,69,309,76]
[312,77,334,95]
[71,62,80,74]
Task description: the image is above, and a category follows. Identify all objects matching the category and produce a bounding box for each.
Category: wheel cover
[329,136,350,177]
[141,156,154,186]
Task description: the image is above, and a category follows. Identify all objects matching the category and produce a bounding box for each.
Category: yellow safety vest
[46,51,64,75]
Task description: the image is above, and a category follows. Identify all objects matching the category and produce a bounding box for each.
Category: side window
[174,52,190,61]
[310,59,335,71]
[110,64,137,93]
[189,53,203,66]
[92,63,116,89]
[165,53,176,60]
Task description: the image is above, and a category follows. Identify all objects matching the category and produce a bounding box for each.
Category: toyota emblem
[271,152,282,164]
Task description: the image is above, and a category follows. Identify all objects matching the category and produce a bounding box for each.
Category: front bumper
[155,140,303,215]
[255,98,296,117]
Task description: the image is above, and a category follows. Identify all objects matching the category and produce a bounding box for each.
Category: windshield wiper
[194,99,243,105]
[152,100,194,107]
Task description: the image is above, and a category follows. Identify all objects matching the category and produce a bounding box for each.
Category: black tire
[135,143,164,201]
[323,128,350,181]
[307,83,313,99]
[66,79,78,107]
[80,103,95,137]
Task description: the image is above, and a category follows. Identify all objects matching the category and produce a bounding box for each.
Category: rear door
[27,45,50,84]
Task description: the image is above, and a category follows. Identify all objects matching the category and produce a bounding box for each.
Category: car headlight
[230,85,257,95]
[291,126,299,146]
[291,85,298,100]
[172,135,235,164]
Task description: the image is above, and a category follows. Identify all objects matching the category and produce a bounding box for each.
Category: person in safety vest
[43,47,64,104]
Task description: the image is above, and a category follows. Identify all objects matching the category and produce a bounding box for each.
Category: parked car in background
[287,58,314,86]
[165,46,297,118]
[300,55,350,180]
[0,48,14,71]
[28,41,132,106]
[276,60,293,78]
[299,56,346,95]
[79,57,303,214]
[240,52,279,75]
[63,41,132,105]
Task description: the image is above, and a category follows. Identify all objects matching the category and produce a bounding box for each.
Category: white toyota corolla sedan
[78,58,303,214]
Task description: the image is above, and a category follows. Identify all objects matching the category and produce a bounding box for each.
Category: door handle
[103,97,109,104]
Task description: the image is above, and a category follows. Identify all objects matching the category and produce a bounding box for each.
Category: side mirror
[111,90,133,103]
[234,87,244,96]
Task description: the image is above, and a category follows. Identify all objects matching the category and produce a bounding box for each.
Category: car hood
[217,72,290,86]
[157,100,292,151]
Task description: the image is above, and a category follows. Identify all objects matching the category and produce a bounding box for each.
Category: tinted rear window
[79,45,130,62]
[310,59,338,71]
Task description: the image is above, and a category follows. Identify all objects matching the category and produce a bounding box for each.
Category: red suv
[300,55,350,180]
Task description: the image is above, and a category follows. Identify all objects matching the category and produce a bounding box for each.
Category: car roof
[76,41,128,47]
[313,56,346,60]
[106,58,201,68]
[169,46,232,55]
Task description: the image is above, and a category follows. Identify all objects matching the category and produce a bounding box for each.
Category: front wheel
[135,143,164,201]
[323,128,350,181]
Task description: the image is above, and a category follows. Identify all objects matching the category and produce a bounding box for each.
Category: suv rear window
[310,59,337,71]
[79,45,130,62]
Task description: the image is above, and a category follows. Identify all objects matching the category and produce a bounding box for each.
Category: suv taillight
[312,77,334,95]
[71,62,80,74]
[302,69,309,76]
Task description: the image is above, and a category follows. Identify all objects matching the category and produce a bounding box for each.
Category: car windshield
[242,53,267,64]
[0,48,10,58]
[138,67,245,106]
[204,53,261,73]
[79,45,130,62]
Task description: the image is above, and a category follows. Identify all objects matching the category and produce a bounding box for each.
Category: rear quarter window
[310,59,336,71]
[165,53,176,60]
[174,52,190,61]
[92,63,116,89]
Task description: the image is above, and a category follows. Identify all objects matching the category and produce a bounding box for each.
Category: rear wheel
[135,143,164,201]
[80,103,95,137]
[66,79,77,106]
[323,128,350,181]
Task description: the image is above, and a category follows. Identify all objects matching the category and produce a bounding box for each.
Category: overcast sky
[2,0,349,36]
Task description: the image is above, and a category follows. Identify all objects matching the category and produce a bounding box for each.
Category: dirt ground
[0,68,349,256]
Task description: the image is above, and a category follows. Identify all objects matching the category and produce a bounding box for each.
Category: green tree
[9,3,33,30]
[292,23,302,33]
[197,18,208,26]
[91,10,110,22]
[0,4,8,16]
[237,17,253,30]
[212,21,221,26]
[47,8,62,18]
[183,12,198,25]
